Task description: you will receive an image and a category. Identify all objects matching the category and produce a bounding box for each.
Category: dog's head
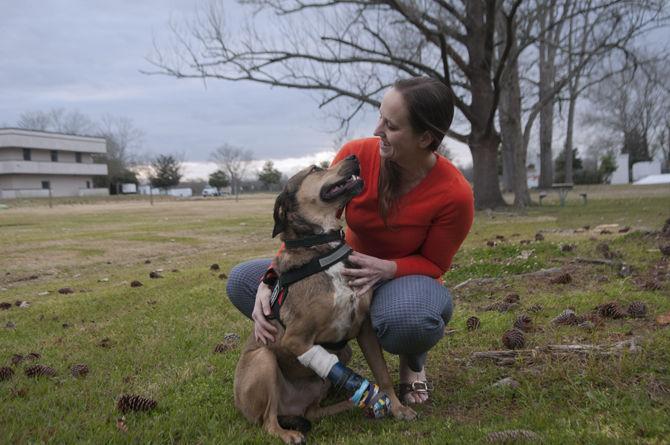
[272,155,363,239]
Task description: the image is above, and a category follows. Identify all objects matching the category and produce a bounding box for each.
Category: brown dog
[233,155,416,444]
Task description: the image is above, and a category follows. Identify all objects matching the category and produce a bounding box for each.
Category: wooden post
[48,187,53,209]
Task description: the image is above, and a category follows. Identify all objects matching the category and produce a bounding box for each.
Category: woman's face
[374,88,431,163]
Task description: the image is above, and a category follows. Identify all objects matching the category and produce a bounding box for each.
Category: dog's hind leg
[235,347,306,444]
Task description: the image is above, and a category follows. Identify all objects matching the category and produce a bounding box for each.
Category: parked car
[202,187,220,197]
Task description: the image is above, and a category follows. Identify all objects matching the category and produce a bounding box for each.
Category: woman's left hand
[341,251,397,296]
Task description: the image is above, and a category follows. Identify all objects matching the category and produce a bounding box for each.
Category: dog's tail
[277,416,311,434]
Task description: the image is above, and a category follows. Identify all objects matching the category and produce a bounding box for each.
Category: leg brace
[298,346,391,418]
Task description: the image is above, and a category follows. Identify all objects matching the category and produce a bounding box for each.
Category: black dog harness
[262,230,353,350]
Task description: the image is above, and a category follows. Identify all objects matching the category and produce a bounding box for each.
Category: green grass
[1,187,669,444]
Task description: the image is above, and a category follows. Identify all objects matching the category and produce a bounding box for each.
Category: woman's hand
[251,282,278,345]
[341,251,397,296]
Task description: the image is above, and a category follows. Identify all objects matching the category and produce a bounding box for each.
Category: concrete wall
[610,154,629,184]
[0,174,99,197]
[0,148,94,163]
[632,161,662,182]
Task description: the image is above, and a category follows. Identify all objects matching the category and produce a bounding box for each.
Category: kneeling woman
[228,76,474,405]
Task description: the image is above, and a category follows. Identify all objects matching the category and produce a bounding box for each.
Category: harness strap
[284,230,344,248]
[267,242,353,332]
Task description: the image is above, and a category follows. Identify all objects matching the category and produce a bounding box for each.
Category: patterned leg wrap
[327,362,391,418]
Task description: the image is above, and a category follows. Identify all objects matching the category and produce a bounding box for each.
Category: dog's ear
[272,191,290,238]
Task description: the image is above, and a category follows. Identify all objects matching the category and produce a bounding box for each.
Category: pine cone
[210,263,220,271]
[0,366,14,381]
[58,287,75,294]
[71,363,89,377]
[513,314,533,332]
[552,309,578,326]
[25,352,41,360]
[534,232,544,241]
[504,293,520,304]
[502,329,525,350]
[577,320,595,330]
[0,302,12,310]
[660,244,670,256]
[224,332,240,341]
[149,271,163,279]
[25,364,56,378]
[466,316,481,331]
[598,301,626,319]
[627,301,647,318]
[218,273,228,280]
[130,280,143,288]
[642,280,662,291]
[117,394,157,413]
[561,244,575,252]
[549,272,572,284]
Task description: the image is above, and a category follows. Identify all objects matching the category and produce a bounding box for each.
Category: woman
[227,77,474,405]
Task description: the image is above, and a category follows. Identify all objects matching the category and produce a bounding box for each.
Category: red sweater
[332,137,474,278]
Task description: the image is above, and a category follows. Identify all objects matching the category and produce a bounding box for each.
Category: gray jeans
[226,258,453,372]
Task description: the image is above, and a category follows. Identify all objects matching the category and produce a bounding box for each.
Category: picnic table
[552,183,573,207]
[539,183,582,207]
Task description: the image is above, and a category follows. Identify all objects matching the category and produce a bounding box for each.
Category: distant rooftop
[0,128,107,153]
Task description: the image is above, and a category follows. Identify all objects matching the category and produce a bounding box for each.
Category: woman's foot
[399,355,431,405]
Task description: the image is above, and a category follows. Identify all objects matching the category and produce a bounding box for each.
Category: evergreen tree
[149,155,182,190]
[209,169,230,191]
[258,161,282,190]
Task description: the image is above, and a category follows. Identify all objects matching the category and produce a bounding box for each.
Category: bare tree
[17,108,96,135]
[586,56,670,173]
[211,144,254,200]
[146,0,528,209]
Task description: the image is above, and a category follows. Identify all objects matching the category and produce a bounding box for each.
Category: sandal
[398,381,433,405]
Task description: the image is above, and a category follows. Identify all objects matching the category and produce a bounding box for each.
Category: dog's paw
[392,403,418,420]
[278,430,305,444]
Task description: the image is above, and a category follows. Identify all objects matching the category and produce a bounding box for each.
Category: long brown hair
[378,77,454,225]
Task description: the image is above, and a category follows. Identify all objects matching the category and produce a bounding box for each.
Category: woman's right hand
[251,282,278,345]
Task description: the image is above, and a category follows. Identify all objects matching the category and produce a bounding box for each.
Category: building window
[51,150,58,162]
[76,152,82,163]
[41,181,50,190]
[86,181,91,189]
[23,148,31,161]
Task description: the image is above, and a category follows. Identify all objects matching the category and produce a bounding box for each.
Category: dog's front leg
[282,331,391,418]
[357,319,417,420]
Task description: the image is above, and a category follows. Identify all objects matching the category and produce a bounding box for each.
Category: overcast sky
[0,0,474,180]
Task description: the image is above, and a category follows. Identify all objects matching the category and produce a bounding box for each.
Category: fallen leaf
[116,417,128,433]
[656,311,670,326]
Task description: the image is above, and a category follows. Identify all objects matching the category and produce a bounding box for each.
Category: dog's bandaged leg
[297,346,391,418]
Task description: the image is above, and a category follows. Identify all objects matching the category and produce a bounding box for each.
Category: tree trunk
[564,91,577,184]
[538,3,558,189]
[465,1,505,210]
[470,132,505,209]
[497,14,530,207]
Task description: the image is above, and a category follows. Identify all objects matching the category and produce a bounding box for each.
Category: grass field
[1,184,669,444]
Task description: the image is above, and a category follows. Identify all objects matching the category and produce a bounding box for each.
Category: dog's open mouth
[320,174,364,202]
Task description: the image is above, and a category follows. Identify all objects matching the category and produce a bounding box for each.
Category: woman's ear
[418,131,434,150]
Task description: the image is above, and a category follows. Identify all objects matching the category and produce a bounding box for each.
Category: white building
[0,128,109,198]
